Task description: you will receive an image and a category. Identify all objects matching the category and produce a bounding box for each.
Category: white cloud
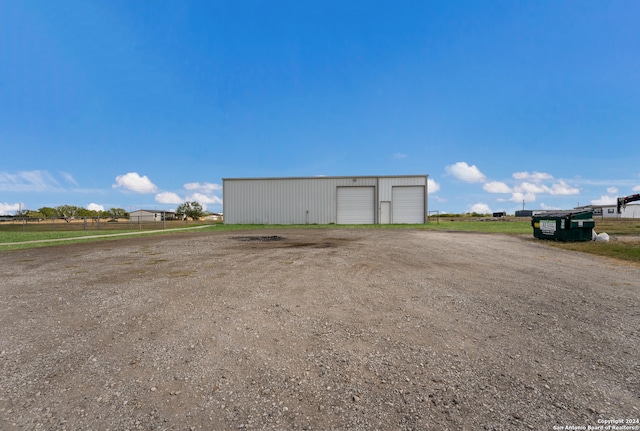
[183,182,222,192]
[187,192,223,205]
[0,170,61,192]
[540,203,561,210]
[393,153,407,159]
[180,182,224,211]
[607,187,619,194]
[113,172,158,194]
[445,162,486,183]
[154,181,223,209]
[60,171,78,186]
[507,179,578,203]
[632,185,640,192]
[509,192,537,203]
[427,178,440,194]
[155,192,183,204]
[516,182,549,194]
[483,181,511,193]
[87,203,104,212]
[591,195,617,205]
[0,202,22,215]
[512,171,553,182]
[549,180,579,195]
[470,203,491,214]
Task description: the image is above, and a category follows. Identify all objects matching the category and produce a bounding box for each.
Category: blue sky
[2,0,639,215]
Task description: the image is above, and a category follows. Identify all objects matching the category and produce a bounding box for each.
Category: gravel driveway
[1,228,638,430]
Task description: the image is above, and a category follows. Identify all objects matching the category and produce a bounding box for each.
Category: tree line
[16,205,129,222]
[14,201,206,222]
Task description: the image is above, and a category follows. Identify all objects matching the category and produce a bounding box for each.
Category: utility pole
[19,202,24,231]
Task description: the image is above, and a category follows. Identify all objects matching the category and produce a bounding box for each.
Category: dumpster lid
[533,210,593,219]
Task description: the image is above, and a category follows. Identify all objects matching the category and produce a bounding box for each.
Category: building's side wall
[378,176,428,223]
[377,176,427,201]
[130,211,157,222]
[223,177,378,224]
[622,204,640,218]
[601,206,619,218]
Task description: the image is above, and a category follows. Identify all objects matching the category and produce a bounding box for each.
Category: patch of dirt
[231,235,286,242]
[1,229,638,430]
[613,234,640,243]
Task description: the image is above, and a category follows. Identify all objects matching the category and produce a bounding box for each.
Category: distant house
[572,203,640,218]
[515,210,546,217]
[575,205,618,219]
[203,213,223,222]
[129,210,176,222]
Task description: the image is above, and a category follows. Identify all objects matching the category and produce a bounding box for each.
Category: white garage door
[337,187,375,224]
[392,186,425,223]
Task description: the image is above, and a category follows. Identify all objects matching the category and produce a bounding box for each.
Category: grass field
[1,217,638,263]
[0,221,220,250]
[420,217,640,263]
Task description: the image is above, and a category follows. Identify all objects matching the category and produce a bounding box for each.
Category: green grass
[419,219,532,234]
[0,230,133,242]
[0,223,220,251]
[586,218,640,235]
[546,240,640,264]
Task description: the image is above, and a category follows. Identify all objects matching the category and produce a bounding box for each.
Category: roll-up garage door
[392,186,425,223]
[337,186,375,224]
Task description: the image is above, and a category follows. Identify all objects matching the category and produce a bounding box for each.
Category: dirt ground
[1,228,638,431]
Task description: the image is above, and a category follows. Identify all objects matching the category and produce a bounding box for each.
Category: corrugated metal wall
[223,175,427,224]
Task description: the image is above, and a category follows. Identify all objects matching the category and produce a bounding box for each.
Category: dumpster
[531,210,595,242]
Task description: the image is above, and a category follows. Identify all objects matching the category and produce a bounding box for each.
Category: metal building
[129,209,176,222]
[222,175,428,224]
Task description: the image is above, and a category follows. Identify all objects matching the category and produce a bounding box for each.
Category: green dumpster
[531,210,595,242]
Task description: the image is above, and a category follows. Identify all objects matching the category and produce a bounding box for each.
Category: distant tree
[25,210,44,219]
[176,201,204,221]
[107,207,129,219]
[77,207,98,218]
[55,205,82,222]
[38,207,57,218]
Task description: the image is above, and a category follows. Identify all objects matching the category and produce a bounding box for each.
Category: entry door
[392,186,425,223]
[380,201,391,224]
[337,187,375,224]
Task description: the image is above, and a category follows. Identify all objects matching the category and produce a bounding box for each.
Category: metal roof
[223,174,428,181]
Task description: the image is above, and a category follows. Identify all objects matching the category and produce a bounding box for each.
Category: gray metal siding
[379,176,428,223]
[223,177,377,224]
[223,175,427,224]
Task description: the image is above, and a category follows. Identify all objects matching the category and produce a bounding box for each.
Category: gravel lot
[1,228,638,430]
